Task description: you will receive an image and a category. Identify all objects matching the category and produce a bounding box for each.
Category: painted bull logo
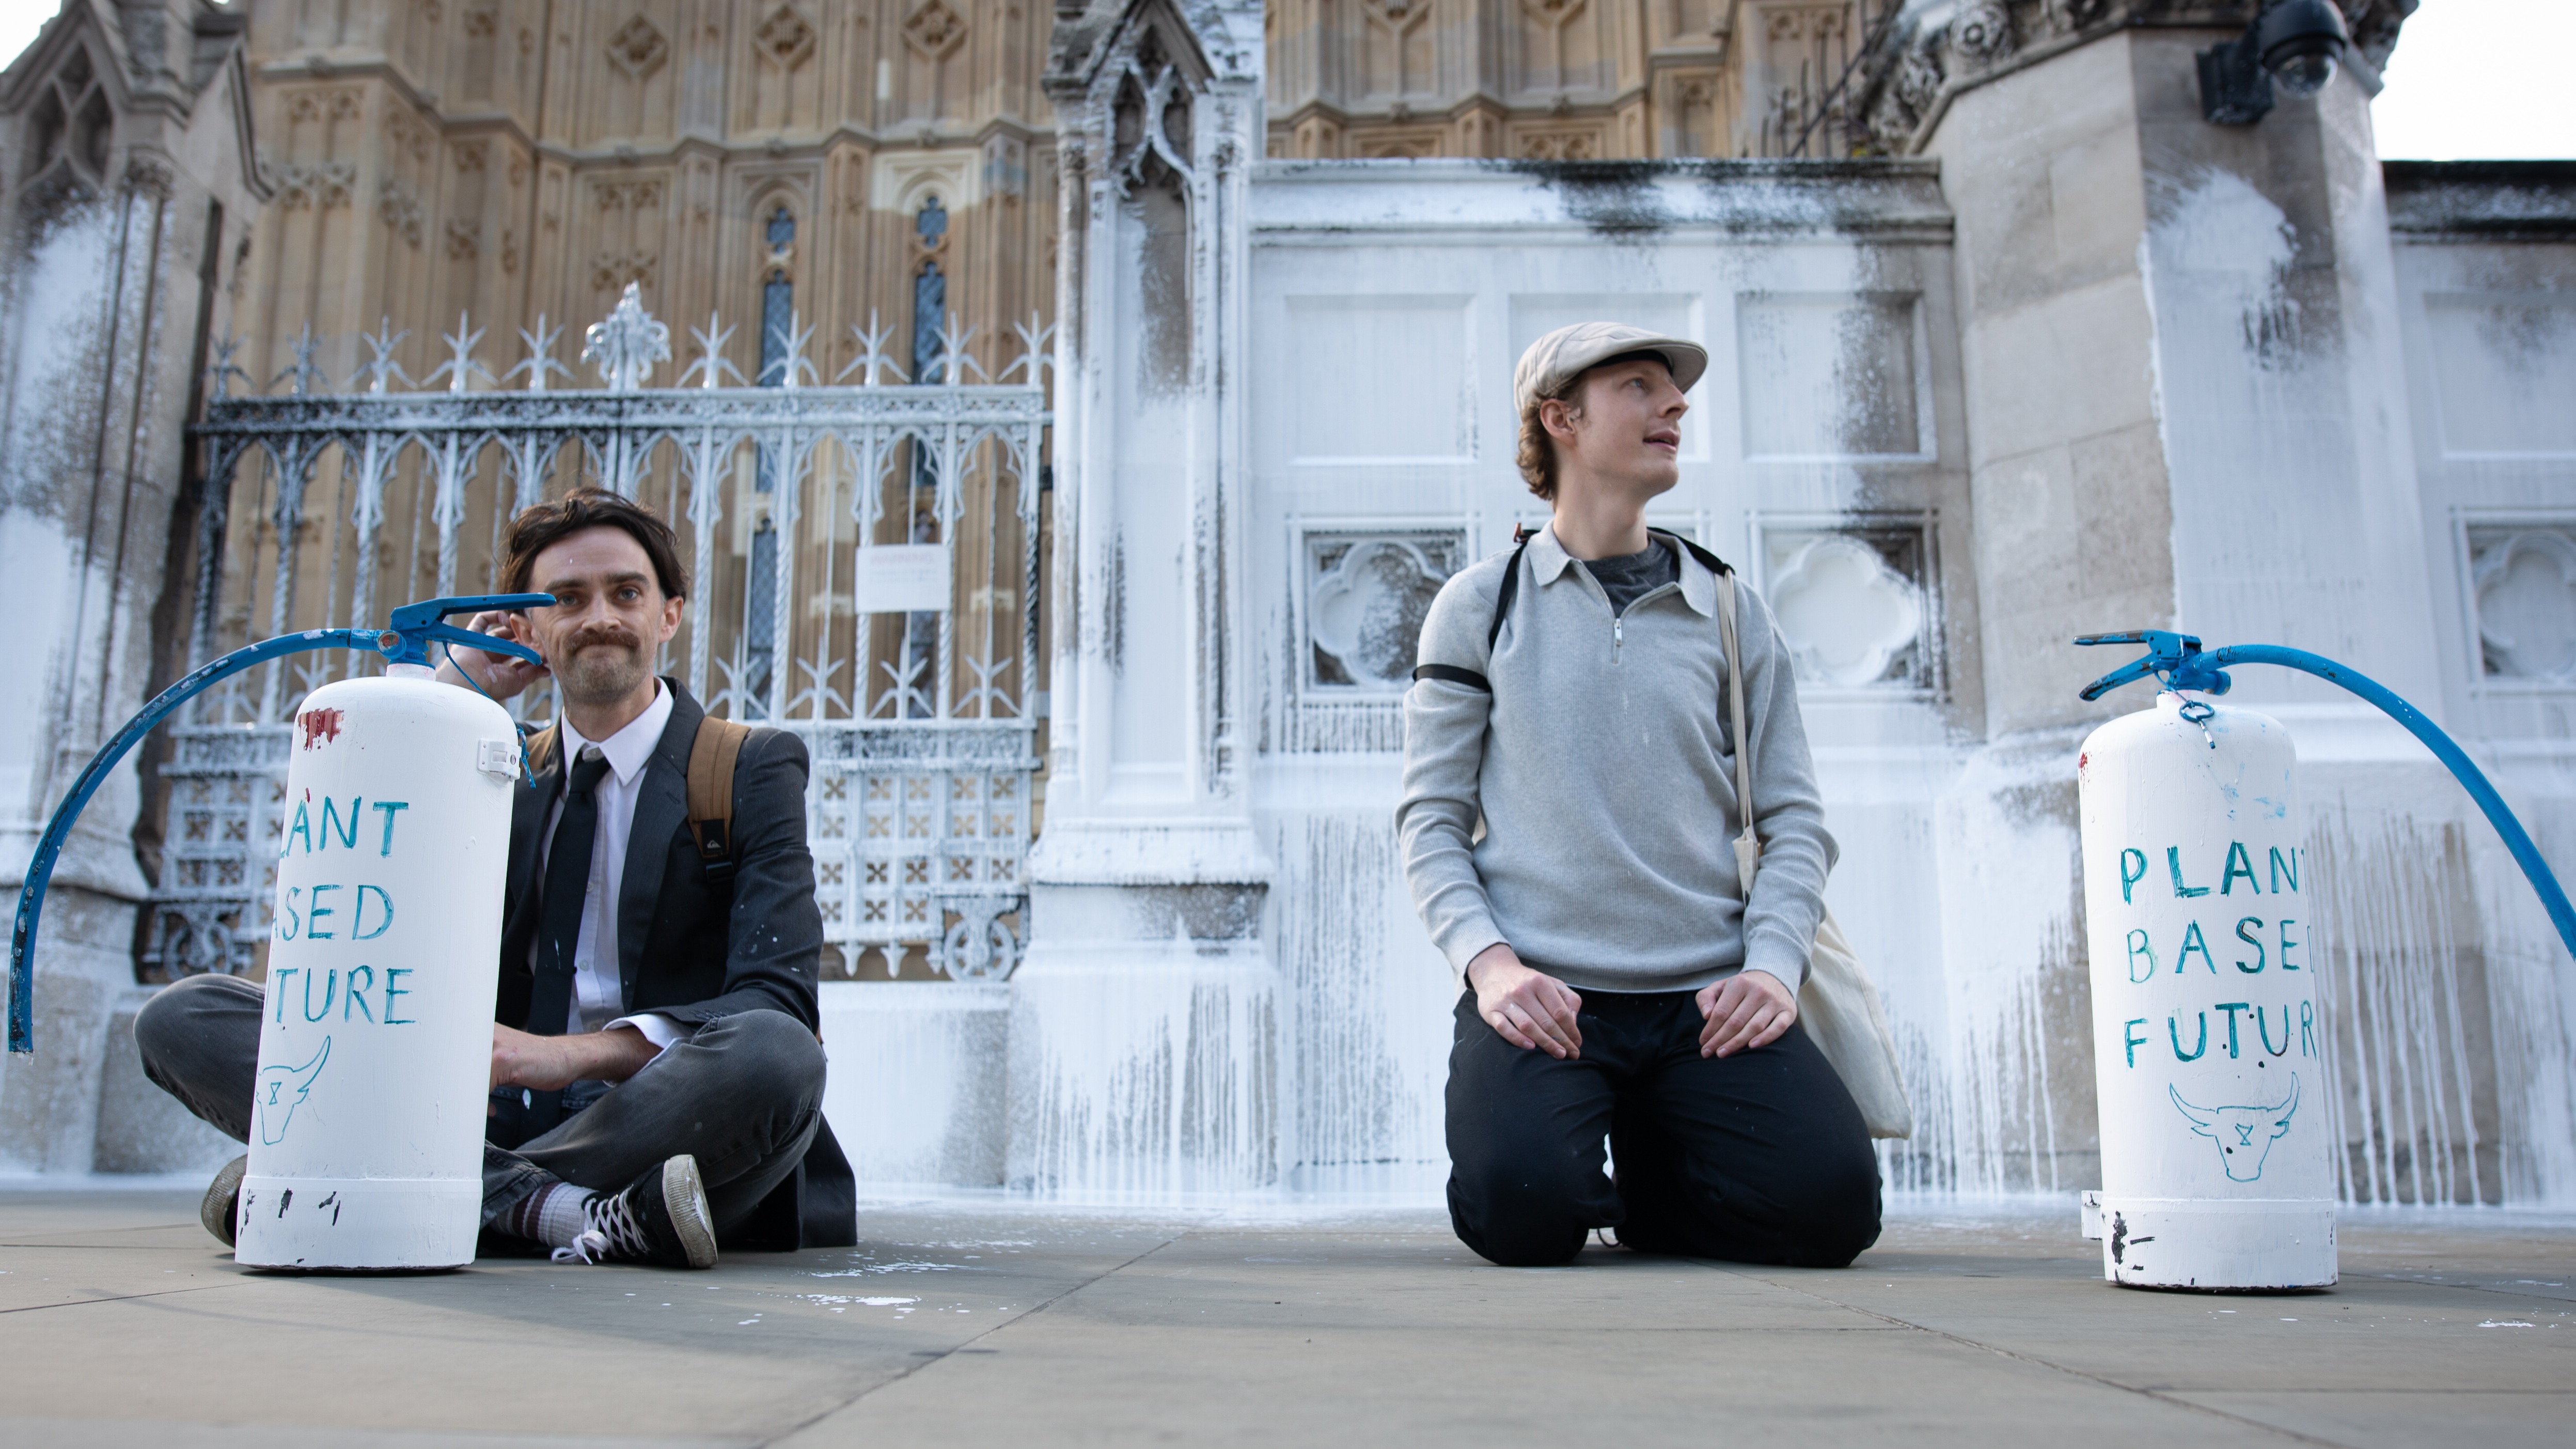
[255,1037,331,1145]
[2170,1073,2299,1182]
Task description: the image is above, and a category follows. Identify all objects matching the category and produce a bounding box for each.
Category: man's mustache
[558,625,642,656]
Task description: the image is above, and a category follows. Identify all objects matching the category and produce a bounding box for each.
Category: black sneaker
[201,1154,247,1247]
[553,1155,716,1269]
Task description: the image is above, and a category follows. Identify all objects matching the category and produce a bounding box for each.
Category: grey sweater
[1396,525,1836,994]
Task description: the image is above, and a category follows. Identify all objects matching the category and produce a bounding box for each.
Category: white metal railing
[152,286,1048,983]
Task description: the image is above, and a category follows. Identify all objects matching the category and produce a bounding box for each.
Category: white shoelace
[551,1229,611,1265]
[548,1192,650,1265]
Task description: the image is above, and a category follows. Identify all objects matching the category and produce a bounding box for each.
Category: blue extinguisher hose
[2077,630,2576,965]
[8,595,552,1054]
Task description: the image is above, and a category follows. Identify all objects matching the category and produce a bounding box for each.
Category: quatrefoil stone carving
[904,0,967,59]
[605,14,668,78]
[755,4,816,69]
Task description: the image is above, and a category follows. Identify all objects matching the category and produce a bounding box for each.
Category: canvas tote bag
[1715,574,1915,1140]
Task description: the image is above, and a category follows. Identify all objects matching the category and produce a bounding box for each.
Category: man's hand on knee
[1697,968,1796,1058]
[1467,944,1583,1060]
[491,1023,657,1094]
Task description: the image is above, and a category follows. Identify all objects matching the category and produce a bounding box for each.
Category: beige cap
[1512,321,1707,414]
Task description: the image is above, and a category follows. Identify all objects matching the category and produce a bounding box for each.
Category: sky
[0,0,2568,160]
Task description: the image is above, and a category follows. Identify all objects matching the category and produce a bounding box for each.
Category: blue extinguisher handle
[9,593,558,1053]
[2076,633,2576,967]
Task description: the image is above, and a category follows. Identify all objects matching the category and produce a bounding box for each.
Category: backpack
[524,714,758,887]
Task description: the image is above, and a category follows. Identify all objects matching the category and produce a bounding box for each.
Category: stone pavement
[0,1183,2568,1447]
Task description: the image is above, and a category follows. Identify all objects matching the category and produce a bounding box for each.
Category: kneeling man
[1400,324,1880,1268]
[140,488,851,1267]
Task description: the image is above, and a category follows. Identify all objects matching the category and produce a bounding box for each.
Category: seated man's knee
[702,1009,825,1111]
[134,974,240,1069]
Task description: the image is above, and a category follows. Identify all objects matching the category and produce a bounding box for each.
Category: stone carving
[755,4,818,69]
[1847,1,2416,155]
[275,160,357,210]
[905,0,968,59]
[1950,2,2014,68]
[605,13,669,79]
[375,176,422,242]
[453,139,486,173]
[1366,0,1430,31]
[589,248,658,292]
[592,178,666,212]
[1521,0,1584,26]
[1517,130,1598,160]
[124,154,177,200]
[463,3,498,39]
[1306,534,1459,691]
[1766,531,1929,690]
[444,218,480,260]
[2470,527,2576,682]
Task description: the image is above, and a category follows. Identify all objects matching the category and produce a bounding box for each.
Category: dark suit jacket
[496,678,852,1248]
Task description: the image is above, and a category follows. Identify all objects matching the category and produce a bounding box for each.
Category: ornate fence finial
[353,318,412,395]
[507,314,573,392]
[940,310,987,383]
[683,311,747,389]
[837,310,908,386]
[764,308,822,389]
[1001,313,1057,387]
[207,333,252,402]
[583,282,672,393]
[425,311,495,394]
[274,324,326,398]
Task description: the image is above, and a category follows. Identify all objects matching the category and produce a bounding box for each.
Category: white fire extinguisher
[232,663,527,1269]
[6,594,542,1267]
[2077,692,2335,1290]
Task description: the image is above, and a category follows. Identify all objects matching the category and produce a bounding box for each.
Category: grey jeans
[135,974,826,1240]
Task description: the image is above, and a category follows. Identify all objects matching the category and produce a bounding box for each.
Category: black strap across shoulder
[1409,524,1730,694]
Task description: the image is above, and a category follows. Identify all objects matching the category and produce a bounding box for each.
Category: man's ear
[656,593,684,645]
[1540,396,1581,446]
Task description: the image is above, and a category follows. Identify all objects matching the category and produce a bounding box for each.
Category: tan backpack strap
[524,724,558,776]
[1715,575,1762,897]
[686,718,753,881]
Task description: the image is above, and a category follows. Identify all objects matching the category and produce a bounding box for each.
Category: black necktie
[519,747,610,1135]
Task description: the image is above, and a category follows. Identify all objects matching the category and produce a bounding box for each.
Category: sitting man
[139,488,851,1268]
[1399,323,1880,1269]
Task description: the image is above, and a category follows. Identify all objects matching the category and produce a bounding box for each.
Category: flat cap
[1513,322,1708,414]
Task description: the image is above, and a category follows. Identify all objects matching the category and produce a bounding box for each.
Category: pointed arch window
[756,203,796,393]
[744,202,796,716]
[911,196,949,383]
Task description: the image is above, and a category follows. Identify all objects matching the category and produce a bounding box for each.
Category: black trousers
[1444,987,1881,1268]
[135,974,825,1244]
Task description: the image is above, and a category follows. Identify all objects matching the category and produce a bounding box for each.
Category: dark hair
[500,488,689,601]
[1513,351,1673,502]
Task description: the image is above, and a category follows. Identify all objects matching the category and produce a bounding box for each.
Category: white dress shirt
[532,681,683,1052]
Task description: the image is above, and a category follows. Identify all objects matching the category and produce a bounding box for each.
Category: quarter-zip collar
[1527,521,1720,618]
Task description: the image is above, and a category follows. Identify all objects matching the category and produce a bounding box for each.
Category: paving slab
[0,1183,2565,1447]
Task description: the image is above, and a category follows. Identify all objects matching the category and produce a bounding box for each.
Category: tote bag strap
[1714,574,1762,898]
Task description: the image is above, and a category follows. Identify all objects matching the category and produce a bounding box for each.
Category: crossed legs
[134,973,823,1244]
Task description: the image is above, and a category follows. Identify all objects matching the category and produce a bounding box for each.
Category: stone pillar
[1896,4,2533,1199]
[0,0,267,1173]
[1017,0,1280,1194]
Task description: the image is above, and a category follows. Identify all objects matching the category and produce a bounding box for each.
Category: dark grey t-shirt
[1579,539,1680,617]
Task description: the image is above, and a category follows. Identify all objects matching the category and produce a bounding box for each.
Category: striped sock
[507,1182,597,1249]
